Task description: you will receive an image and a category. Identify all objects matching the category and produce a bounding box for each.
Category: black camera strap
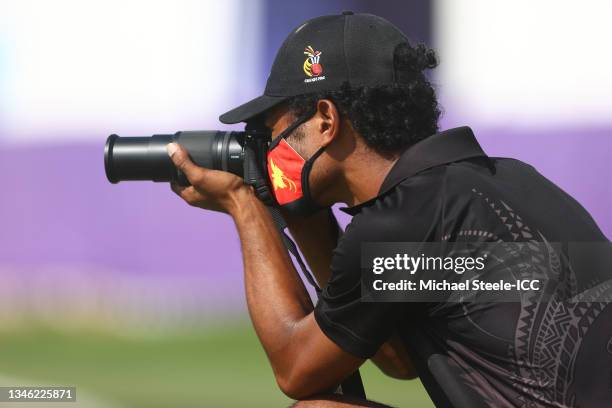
[265,205,366,399]
[243,127,366,399]
[267,206,322,293]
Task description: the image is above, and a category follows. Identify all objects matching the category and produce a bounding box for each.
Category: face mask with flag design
[265,110,327,215]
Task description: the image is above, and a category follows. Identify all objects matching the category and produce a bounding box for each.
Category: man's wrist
[226,184,261,220]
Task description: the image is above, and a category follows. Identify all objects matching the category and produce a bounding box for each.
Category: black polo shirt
[313,126,612,408]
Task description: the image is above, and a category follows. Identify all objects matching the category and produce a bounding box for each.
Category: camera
[104,125,274,203]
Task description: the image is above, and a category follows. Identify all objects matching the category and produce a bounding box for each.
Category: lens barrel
[104,131,245,184]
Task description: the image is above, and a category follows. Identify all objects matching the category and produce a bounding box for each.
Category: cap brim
[219,94,288,124]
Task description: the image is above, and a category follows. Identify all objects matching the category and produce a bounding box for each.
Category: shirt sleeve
[313,231,399,359]
[314,176,443,359]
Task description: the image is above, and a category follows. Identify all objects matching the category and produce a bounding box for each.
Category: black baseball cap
[219,11,409,124]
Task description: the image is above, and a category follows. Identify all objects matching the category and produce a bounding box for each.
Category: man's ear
[315,99,340,147]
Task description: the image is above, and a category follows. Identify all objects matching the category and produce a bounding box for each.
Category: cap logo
[303,46,326,83]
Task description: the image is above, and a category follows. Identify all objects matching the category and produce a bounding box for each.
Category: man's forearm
[228,187,314,367]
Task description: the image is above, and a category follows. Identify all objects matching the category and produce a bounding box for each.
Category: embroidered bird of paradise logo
[303,46,323,77]
[269,159,297,192]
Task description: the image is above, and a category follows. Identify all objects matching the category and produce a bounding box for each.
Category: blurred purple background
[0,0,610,331]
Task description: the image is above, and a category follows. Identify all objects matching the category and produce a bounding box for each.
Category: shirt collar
[339,126,488,216]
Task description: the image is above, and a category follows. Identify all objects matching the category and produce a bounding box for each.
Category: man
[166,12,612,408]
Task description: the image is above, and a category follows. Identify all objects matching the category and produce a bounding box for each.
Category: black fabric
[314,126,612,407]
[339,126,489,216]
[219,12,409,124]
[219,94,287,125]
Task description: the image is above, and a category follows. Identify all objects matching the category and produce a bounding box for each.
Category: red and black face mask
[266,110,326,215]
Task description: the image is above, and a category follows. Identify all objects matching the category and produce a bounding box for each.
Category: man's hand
[166,142,248,214]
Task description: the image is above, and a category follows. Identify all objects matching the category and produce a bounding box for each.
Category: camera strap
[267,205,322,294]
[242,128,322,293]
[266,205,366,399]
[243,129,366,399]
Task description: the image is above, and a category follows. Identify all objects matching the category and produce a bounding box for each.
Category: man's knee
[289,394,393,408]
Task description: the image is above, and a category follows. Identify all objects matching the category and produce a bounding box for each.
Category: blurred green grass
[0,321,433,407]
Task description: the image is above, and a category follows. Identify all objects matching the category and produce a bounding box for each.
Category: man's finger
[170,182,200,206]
[170,181,186,196]
[166,142,204,184]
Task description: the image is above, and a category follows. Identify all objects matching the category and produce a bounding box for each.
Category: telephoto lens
[104,131,245,185]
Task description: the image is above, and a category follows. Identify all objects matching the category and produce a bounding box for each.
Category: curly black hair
[288,42,441,157]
